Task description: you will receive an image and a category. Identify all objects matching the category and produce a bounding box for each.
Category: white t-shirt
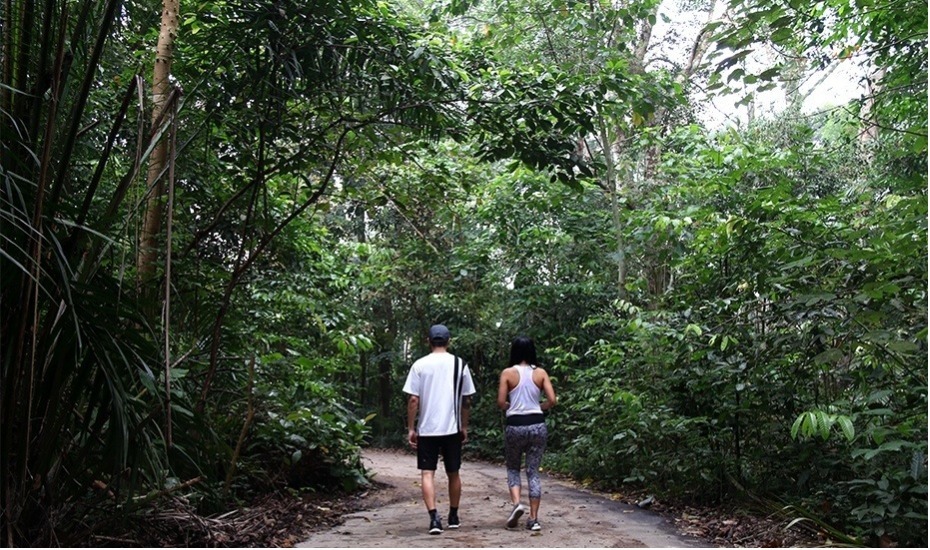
[403,351,476,437]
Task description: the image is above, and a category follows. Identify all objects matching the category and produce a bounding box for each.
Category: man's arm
[407,395,419,448]
[460,395,472,443]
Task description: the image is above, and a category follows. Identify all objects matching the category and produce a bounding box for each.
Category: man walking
[403,324,476,534]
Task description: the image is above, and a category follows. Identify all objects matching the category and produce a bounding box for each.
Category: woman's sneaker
[428,516,443,534]
[526,518,541,531]
[506,503,527,528]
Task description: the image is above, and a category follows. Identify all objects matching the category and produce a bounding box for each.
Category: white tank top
[505,365,543,417]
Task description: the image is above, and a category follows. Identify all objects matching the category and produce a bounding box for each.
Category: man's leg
[417,436,444,533]
[422,469,444,534]
[447,470,461,508]
[440,433,464,528]
[421,469,437,511]
[418,436,441,511]
[440,433,464,508]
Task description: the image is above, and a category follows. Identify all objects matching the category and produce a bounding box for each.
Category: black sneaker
[526,518,541,531]
[429,516,443,535]
[447,511,460,529]
[506,503,527,528]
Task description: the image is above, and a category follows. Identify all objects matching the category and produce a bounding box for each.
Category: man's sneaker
[526,518,541,531]
[447,511,460,529]
[429,516,443,534]
[506,503,527,528]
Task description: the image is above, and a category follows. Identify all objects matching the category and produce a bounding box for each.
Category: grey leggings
[504,422,548,499]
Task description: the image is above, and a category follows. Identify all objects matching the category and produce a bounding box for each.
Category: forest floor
[109,447,829,547]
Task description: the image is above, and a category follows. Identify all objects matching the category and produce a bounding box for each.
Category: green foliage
[553,112,925,543]
[247,354,373,493]
[2,0,925,546]
[1,0,173,543]
[1,0,488,543]
[791,410,855,442]
[711,0,928,136]
[466,66,597,185]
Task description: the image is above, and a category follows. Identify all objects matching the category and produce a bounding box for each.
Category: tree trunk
[597,120,626,297]
[860,67,885,146]
[632,13,655,73]
[373,297,397,426]
[0,0,13,119]
[378,352,393,421]
[137,0,179,288]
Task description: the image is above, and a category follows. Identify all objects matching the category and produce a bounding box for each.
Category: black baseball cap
[429,324,451,344]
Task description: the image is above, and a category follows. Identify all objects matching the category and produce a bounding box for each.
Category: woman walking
[497,336,557,531]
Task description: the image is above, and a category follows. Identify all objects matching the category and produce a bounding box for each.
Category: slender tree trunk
[378,352,393,421]
[373,295,397,426]
[198,171,262,413]
[12,0,35,125]
[0,0,13,119]
[137,0,180,287]
[359,350,369,405]
[162,95,179,448]
[783,56,807,113]
[632,12,655,72]
[597,120,626,297]
[860,67,885,148]
[355,203,370,405]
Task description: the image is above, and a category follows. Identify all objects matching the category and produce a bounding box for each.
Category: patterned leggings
[504,422,548,499]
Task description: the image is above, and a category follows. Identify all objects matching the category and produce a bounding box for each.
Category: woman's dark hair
[509,336,537,366]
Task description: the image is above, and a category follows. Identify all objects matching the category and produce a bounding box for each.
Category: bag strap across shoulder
[453,356,463,431]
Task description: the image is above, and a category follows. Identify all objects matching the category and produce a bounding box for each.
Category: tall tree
[137,0,180,289]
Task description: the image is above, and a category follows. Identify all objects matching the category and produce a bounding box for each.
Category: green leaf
[836,416,855,442]
[771,27,792,43]
[791,414,804,439]
[758,67,780,81]
[886,340,918,353]
[817,410,832,440]
[806,411,817,436]
[170,403,194,419]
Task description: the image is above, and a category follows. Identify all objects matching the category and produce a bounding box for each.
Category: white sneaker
[506,503,527,528]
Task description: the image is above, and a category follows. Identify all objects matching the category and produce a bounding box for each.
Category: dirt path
[297,448,709,548]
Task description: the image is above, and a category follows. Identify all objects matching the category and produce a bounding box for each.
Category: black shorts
[417,433,463,473]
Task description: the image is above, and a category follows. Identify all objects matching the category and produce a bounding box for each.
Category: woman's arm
[497,369,511,410]
[538,369,557,411]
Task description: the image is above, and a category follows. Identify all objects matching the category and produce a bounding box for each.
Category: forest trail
[297,448,708,548]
